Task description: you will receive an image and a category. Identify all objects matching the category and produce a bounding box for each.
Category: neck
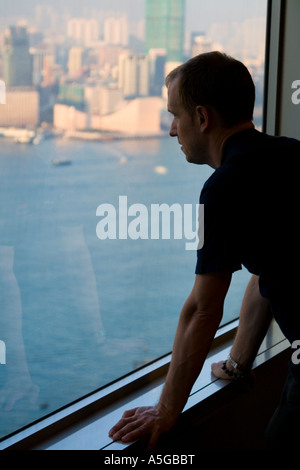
[208,121,255,169]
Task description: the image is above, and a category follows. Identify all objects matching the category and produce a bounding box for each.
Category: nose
[169,119,177,138]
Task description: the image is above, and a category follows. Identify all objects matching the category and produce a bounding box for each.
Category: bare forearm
[159,272,231,416]
[230,274,272,369]
[159,302,222,417]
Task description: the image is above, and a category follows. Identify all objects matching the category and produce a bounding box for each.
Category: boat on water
[33,134,43,145]
[14,135,34,144]
[51,159,72,166]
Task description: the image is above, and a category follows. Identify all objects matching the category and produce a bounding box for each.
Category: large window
[0,0,267,441]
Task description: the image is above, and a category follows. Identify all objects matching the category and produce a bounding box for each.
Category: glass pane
[0,0,267,439]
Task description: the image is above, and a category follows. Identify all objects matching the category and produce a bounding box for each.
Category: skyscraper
[3,26,33,87]
[67,47,84,77]
[145,0,185,63]
[118,52,150,98]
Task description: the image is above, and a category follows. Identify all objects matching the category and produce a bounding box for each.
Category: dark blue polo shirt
[195,129,300,364]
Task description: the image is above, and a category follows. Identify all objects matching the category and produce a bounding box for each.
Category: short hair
[165,51,255,128]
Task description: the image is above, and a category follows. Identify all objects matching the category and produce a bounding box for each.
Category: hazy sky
[186,0,267,32]
[0,0,267,31]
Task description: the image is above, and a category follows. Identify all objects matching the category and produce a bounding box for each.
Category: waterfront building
[53,96,163,136]
[0,87,39,127]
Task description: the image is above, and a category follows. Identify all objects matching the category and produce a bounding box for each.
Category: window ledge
[0,320,289,451]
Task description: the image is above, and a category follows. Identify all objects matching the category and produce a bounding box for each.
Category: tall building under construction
[145,0,185,63]
[3,26,33,87]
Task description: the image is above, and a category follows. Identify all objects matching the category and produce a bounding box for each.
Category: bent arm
[230,274,272,367]
[212,274,272,378]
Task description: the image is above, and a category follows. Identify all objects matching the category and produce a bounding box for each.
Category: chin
[182,149,198,165]
[186,156,202,166]
[185,154,196,164]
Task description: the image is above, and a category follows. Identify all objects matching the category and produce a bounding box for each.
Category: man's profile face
[167,77,206,165]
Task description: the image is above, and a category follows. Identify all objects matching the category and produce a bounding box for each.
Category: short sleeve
[195,169,242,275]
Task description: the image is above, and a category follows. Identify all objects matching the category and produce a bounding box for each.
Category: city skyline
[0,0,267,136]
[0,1,267,67]
[0,0,267,36]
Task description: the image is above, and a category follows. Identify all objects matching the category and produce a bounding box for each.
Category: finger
[211,361,233,380]
[122,408,139,418]
[109,407,148,437]
[109,418,127,437]
[122,406,151,418]
[109,416,128,437]
[109,415,141,439]
[119,420,150,443]
[110,420,140,441]
[211,360,223,368]
[211,360,224,374]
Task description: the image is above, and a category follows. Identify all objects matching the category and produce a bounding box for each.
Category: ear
[196,105,209,132]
